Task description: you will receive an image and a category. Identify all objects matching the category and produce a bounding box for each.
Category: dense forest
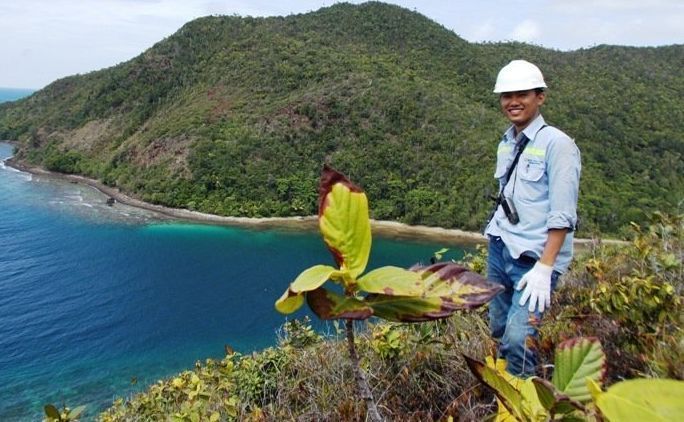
[1,2,682,235]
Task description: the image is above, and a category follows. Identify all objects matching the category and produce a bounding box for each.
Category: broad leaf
[306,287,373,320]
[318,165,371,279]
[44,404,61,420]
[532,378,584,415]
[275,265,338,314]
[594,379,684,421]
[357,266,423,296]
[552,337,606,403]
[363,264,503,322]
[68,405,87,420]
[365,294,453,322]
[290,265,338,293]
[533,377,556,411]
[482,357,520,422]
[519,378,548,421]
[275,288,305,314]
[412,262,504,308]
[464,355,526,421]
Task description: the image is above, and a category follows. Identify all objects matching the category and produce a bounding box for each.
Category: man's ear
[537,91,546,106]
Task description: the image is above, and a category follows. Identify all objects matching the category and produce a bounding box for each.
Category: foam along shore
[3,158,613,247]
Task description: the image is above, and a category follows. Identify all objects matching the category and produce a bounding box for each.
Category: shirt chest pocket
[516,157,547,202]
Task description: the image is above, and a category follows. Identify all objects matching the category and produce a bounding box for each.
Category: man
[484,60,581,377]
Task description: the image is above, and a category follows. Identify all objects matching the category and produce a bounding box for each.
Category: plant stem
[345,319,383,422]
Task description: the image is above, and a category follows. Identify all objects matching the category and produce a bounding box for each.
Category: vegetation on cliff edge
[1,2,682,236]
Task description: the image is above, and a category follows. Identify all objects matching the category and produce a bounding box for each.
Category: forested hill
[1,2,682,235]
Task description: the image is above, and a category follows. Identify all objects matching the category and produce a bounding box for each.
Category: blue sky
[1,0,682,89]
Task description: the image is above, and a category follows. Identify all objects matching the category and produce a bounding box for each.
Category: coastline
[3,157,488,245]
[3,157,615,247]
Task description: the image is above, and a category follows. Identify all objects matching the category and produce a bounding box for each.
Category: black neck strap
[501,136,530,190]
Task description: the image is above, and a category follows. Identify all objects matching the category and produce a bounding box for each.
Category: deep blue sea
[0,142,467,420]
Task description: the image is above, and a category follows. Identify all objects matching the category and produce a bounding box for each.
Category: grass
[95,213,682,421]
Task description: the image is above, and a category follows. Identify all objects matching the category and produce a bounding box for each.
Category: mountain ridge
[1,1,682,234]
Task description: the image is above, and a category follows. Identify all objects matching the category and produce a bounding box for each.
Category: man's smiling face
[500,89,545,133]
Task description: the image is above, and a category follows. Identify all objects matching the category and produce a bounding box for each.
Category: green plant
[279,316,322,349]
[466,337,604,421]
[370,323,408,361]
[587,378,684,421]
[466,337,684,421]
[275,165,503,421]
[461,244,489,275]
[43,404,86,422]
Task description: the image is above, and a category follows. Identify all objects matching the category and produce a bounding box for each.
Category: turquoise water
[0,88,34,103]
[0,143,467,420]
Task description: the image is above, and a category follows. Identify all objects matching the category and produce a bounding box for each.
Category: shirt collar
[503,114,546,144]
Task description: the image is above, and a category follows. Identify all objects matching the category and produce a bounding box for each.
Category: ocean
[0,142,467,420]
[0,88,34,103]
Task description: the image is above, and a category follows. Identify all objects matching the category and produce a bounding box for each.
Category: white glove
[517,261,553,313]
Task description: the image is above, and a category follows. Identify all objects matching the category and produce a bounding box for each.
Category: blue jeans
[487,236,559,377]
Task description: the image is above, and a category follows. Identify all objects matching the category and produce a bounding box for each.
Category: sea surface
[0,142,467,420]
[0,87,34,103]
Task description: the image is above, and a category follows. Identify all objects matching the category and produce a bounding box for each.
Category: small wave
[81,203,94,208]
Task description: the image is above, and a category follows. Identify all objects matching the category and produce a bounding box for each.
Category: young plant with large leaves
[275,165,503,421]
[275,165,503,321]
[465,337,606,421]
[466,336,684,421]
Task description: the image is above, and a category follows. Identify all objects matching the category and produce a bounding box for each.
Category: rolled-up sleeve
[546,136,581,230]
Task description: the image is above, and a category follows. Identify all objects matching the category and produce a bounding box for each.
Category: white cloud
[509,19,541,43]
[1,0,684,88]
[469,20,497,42]
[550,0,684,13]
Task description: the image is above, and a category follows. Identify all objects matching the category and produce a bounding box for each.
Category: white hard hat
[493,60,547,93]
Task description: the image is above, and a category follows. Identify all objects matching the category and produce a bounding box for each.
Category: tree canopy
[1,2,682,235]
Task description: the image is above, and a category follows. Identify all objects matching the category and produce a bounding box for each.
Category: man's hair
[535,88,545,94]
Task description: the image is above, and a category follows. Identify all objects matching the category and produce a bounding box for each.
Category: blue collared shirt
[485,114,581,273]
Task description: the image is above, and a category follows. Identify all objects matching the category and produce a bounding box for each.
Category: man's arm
[540,228,568,267]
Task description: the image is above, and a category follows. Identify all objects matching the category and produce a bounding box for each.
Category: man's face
[499,90,545,132]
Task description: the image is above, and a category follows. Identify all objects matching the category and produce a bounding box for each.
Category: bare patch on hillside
[127,135,194,177]
[61,118,121,153]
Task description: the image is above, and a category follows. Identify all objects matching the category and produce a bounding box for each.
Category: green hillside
[1,1,682,234]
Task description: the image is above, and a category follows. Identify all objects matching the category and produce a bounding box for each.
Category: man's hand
[517,261,553,313]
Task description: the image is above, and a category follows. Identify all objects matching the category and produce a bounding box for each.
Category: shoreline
[3,157,488,245]
[3,156,617,247]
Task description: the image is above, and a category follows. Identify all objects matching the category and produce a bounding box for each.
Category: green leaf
[532,378,585,415]
[519,378,548,420]
[318,165,371,279]
[463,355,526,421]
[365,294,451,322]
[532,377,556,411]
[552,337,606,403]
[357,266,422,296]
[413,262,504,308]
[275,265,338,314]
[361,263,503,322]
[274,288,305,314]
[44,404,61,421]
[290,265,337,293]
[433,248,449,261]
[67,405,86,420]
[306,287,373,320]
[595,379,684,421]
